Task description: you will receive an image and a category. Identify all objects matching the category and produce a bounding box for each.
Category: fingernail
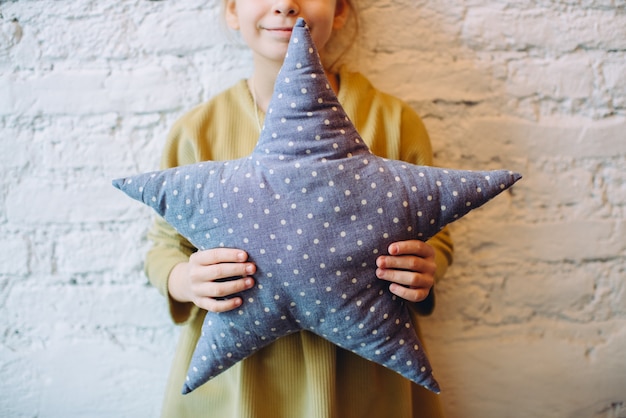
[245,264,255,274]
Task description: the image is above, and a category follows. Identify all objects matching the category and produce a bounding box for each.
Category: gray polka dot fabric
[113,19,521,395]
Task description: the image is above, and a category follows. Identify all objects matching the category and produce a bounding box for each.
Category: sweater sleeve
[143,81,260,325]
[144,115,201,325]
[398,103,454,316]
[399,103,454,283]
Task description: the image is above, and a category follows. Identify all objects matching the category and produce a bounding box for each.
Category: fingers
[189,248,256,280]
[375,262,433,287]
[187,248,257,313]
[387,240,435,258]
[194,277,255,313]
[189,256,255,283]
[189,247,250,266]
[376,240,436,303]
[388,282,431,303]
[375,266,433,302]
[376,253,434,276]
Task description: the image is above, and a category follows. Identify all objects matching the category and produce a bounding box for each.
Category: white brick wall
[1,1,624,417]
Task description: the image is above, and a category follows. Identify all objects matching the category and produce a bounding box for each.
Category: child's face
[225,0,349,65]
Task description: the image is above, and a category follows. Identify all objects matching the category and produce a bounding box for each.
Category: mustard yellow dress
[145,68,453,418]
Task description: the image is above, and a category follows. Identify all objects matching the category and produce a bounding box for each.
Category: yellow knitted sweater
[145,68,453,418]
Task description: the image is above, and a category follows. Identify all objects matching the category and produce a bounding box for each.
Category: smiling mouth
[261,26,295,41]
[265,27,293,33]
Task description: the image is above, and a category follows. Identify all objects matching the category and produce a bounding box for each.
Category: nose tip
[275,9,297,16]
[274,3,299,16]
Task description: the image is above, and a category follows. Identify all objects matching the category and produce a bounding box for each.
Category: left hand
[376,240,436,303]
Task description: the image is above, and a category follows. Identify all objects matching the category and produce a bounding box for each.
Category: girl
[145,0,453,416]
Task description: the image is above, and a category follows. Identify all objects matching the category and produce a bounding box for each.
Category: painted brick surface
[1,1,624,417]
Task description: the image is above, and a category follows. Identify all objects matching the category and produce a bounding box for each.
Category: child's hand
[168,248,256,313]
[375,240,436,303]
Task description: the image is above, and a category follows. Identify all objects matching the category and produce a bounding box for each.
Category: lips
[264,27,293,33]
[259,20,299,33]
[261,26,295,42]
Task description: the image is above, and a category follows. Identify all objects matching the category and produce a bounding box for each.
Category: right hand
[168,248,256,313]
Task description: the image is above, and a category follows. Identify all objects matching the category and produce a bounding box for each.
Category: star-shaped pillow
[113,18,521,394]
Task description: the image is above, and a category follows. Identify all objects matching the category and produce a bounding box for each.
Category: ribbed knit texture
[145,69,451,418]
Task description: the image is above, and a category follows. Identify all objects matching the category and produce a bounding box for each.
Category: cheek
[238,18,260,42]
[310,22,334,51]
